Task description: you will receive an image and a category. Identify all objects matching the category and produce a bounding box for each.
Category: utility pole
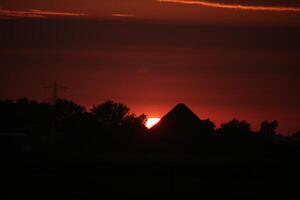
[43,82,68,104]
[43,82,68,143]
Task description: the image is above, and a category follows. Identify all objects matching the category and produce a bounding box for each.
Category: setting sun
[146,118,161,129]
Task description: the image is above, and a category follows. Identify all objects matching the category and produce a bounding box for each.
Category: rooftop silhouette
[149,103,215,144]
[150,103,202,132]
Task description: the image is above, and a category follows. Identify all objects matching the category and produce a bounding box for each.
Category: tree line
[0,98,299,159]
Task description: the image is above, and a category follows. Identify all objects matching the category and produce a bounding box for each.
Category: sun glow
[146,118,161,129]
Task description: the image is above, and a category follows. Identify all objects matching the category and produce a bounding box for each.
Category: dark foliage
[259,120,278,137]
[218,118,251,136]
[0,98,299,157]
[1,98,300,199]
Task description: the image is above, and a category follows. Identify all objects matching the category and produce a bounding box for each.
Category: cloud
[112,13,135,18]
[0,8,87,18]
[157,0,300,12]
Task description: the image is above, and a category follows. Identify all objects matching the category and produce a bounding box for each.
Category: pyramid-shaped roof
[150,103,203,134]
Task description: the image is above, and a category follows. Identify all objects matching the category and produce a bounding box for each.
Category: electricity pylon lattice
[43,82,68,104]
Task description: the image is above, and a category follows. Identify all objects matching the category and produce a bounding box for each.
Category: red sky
[0,0,300,134]
[1,0,300,24]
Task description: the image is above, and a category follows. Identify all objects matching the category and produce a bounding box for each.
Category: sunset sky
[0,0,300,134]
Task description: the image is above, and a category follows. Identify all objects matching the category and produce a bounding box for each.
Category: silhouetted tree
[292,130,300,139]
[91,101,130,129]
[122,114,147,148]
[216,118,257,155]
[0,99,54,156]
[51,99,89,146]
[1,97,300,162]
[0,99,17,133]
[123,114,147,131]
[89,101,147,152]
[200,118,216,134]
[259,120,278,137]
[218,118,251,138]
[0,98,52,134]
[53,99,86,120]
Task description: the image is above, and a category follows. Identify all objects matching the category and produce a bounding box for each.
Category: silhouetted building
[151,103,200,130]
[149,104,211,147]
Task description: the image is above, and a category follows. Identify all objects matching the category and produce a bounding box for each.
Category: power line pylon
[43,82,68,104]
